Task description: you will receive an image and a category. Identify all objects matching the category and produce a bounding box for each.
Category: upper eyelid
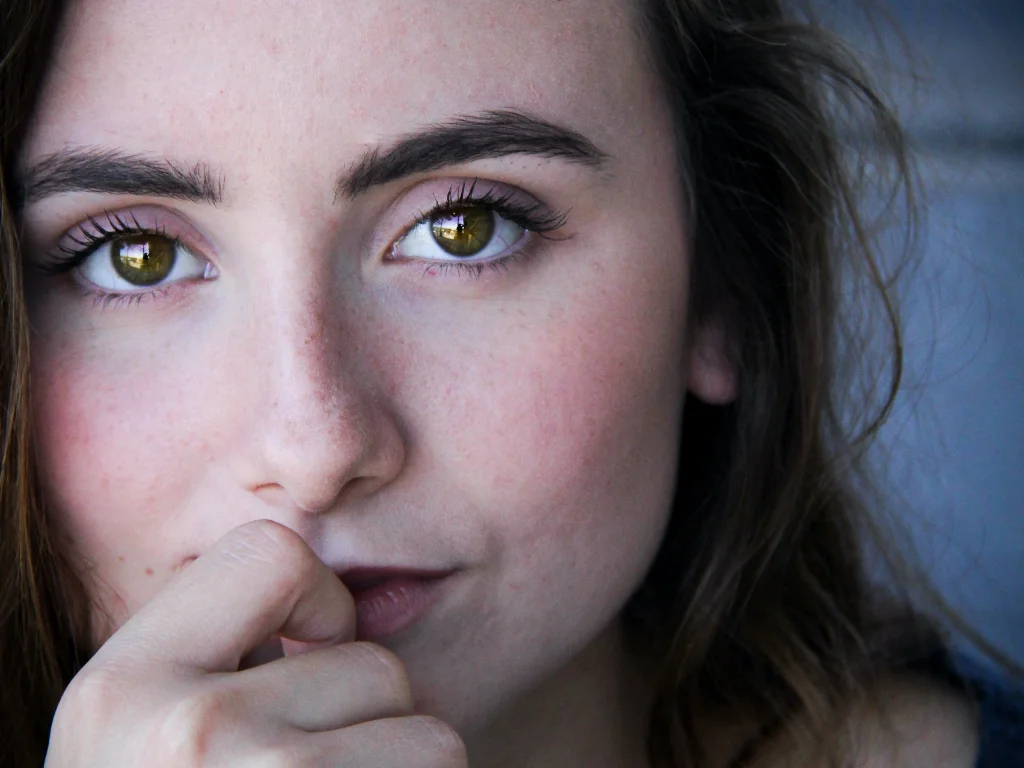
[63,213,165,254]
[378,177,565,244]
[52,207,212,257]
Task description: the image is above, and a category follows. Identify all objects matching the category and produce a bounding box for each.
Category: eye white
[78,239,212,291]
[393,212,526,263]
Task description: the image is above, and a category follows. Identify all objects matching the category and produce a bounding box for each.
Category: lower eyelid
[391,226,529,266]
[412,235,545,281]
[68,277,189,309]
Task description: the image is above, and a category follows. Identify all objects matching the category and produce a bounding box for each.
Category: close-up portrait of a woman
[1,0,1021,766]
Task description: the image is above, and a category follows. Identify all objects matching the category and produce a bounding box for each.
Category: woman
[0,0,1018,765]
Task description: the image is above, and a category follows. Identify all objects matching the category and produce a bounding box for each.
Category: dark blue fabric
[950,654,1024,768]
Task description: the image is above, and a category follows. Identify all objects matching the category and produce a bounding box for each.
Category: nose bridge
[250,271,390,514]
[272,300,344,424]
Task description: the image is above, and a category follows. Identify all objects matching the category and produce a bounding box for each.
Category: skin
[18,0,737,766]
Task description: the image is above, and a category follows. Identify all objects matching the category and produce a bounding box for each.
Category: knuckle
[150,686,245,762]
[56,666,124,729]
[347,642,415,708]
[243,746,300,768]
[412,716,468,766]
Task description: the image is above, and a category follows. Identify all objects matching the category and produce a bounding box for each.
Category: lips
[335,566,457,642]
[337,566,455,595]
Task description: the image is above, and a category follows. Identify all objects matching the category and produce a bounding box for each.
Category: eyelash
[37,181,570,307]
[400,179,569,279]
[40,211,176,276]
[35,212,191,309]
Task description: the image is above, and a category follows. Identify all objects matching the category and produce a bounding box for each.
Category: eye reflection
[430,206,496,257]
[111,234,176,285]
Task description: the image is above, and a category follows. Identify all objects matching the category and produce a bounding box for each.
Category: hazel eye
[395,205,526,263]
[77,233,210,292]
[110,234,176,285]
[430,206,496,257]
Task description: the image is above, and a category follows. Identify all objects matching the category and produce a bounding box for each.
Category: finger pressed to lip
[102,520,357,674]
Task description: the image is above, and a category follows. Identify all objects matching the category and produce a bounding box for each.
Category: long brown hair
[623,0,922,764]
[0,1,1011,767]
[2,2,84,766]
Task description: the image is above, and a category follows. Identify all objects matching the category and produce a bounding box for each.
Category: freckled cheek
[404,248,688,610]
[448,296,684,544]
[29,343,213,556]
[433,312,684,636]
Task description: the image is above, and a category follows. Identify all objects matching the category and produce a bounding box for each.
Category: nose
[244,281,405,515]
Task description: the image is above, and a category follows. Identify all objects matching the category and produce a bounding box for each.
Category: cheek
[417,246,690,589]
[385,239,690,718]
[501,311,680,554]
[29,331,215,587]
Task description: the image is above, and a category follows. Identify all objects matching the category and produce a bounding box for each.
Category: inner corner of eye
[387,235,408,260]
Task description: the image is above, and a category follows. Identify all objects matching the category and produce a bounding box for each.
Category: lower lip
[351,575,452,642]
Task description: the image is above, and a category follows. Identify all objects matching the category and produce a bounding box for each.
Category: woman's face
[18,0,732,755]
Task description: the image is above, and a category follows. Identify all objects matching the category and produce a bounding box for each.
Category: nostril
[252,483,293,508]
[252,477,353,517]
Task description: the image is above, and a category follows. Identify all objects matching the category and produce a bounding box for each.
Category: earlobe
[686,317,737,405]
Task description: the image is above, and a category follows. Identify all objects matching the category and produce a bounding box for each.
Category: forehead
[26,0,661,178]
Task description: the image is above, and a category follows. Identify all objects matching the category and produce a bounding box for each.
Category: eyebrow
[14,109,608,208]
[337,109,609,198]
[16,147,223,208]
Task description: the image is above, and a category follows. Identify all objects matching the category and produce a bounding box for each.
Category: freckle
[145,568,154,576]
[116,556,125,563]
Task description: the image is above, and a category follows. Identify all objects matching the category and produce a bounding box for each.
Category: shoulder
[747,673,979,768]
[851,673,980,767]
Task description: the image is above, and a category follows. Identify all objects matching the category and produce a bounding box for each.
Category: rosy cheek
[31,345,201,639]
[448,286,681,524]
[33,356,113,514]
[39,384,111,491]
[30,338,196,555]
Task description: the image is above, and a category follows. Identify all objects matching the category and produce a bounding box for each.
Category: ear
[686,314,737,405]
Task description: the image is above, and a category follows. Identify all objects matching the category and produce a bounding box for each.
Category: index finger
[101,519,356,674]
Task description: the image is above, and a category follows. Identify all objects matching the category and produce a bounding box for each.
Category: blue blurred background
[824,0,1023,668]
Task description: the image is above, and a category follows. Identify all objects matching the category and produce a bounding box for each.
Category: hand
[45,519,468,767]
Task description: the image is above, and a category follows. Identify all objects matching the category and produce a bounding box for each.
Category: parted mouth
[336,566,456,595]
